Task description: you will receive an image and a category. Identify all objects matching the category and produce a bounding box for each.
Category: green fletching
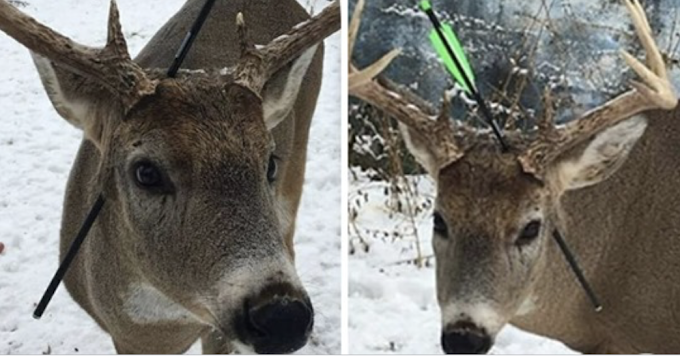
[428,24,476,94]
[419,0,432,11]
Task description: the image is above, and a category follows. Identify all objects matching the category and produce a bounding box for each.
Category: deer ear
[399,122,440,177]
[32,53,119,147]
[261,45,319,130]
[550,116,647,192]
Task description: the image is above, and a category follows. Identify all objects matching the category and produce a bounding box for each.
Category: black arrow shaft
[422,7,508,152]
[33,195,105,319]
[553,229,603,312]
[167,0,217,77]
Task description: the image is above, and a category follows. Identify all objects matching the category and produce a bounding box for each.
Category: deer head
[350,0,676,353]
[0,0,339,353]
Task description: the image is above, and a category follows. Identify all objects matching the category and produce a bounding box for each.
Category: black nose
[247,298,313,354]
[441,325,492,354]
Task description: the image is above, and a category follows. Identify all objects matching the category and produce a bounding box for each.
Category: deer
[350,0,680,353]
[0,0,339,353]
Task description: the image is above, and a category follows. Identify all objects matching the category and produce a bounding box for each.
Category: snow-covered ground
[348,172,577,354]
[0,0,339,353]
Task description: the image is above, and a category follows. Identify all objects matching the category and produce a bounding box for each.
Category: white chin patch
[123,282,197,324]
[232,340,256,354]
[441,302,505,335]
[516,294,538,316]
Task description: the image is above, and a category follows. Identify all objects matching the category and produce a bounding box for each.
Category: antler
[0,0,156,110]
[519,0,678,177]
[348,0,464,167]
[235,0,340,94]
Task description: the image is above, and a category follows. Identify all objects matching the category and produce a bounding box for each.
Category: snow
[348,172,578,354]
[0,0,339,354]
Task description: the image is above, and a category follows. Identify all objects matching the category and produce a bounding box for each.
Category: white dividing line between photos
[340,0,350,354]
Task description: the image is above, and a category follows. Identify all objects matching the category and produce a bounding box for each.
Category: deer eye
[267,155,278,183]
[433,212,448,237]
[517,220,542,246]
[133,161,163,188]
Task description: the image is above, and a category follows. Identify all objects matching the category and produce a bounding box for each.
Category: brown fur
[510,108,680,353]
[427,106,680,353]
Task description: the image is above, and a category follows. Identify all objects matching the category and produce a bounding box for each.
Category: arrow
[419,0,508,151]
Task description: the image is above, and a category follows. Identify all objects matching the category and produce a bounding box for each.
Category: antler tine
[357,76,437,132]
[348,0,463,165]
[236,12,252,58]
[106,0,128,58]
[234,0,340,94]
[348,0,364,63]
[519,0,677,177]
[437,92,452,125]
[0,0,155,110]
[349,48,401,91]
[348,0,401,90]
[537,87,556,133]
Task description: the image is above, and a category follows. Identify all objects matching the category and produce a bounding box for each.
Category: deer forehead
[436,155,547,230]
[124,80,264,124]
[116,87,272,161]
[439,152,543,196]
[117,119,272,166]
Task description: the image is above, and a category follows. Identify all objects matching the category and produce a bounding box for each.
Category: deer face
[0,0,338,352]
[100,82,313,353]
[430,143,555,354]
[37,71,317,352]
[409,117,648,354]
[38,69,320,352]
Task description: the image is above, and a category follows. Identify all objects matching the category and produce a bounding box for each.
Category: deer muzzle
[441,321,492,354]
[234,282,313,354]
